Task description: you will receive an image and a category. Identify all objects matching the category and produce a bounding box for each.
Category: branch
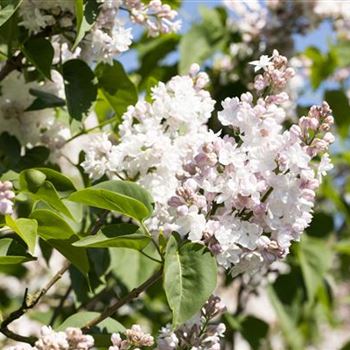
[0,53,23,82]
[82,268,163,331]
[0,208,110,343]
[90,210,109,235]
[0,261,70,344]
[49,285,73,326]
[0,327,36,345]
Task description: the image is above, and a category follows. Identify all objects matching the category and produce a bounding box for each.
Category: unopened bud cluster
[0,181,15,216]
[109,324,154,350]
[7,327,94,350]
[8,325,154,350]
[157,295,226,350]
[126,0,181,37]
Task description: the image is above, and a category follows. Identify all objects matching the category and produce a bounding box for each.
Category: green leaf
[95,60,138,117]
[179,6,227,74]
[20,169,47,192]
[26,88,66,111]
[163,235,217,327]
[68,180,153,222]
[0,0,23,27]
[267,285,303,350]
[5,216,37,253]
[0,132,21,173]
[240,316,269,350]
[334,240,350,254]
[57,311,124,346]
[18,146,50,170]
[340,340,350,350]
[296,235,333,303]
[22,38,54,79]
[136,33,180,86]
[306,212,333,238]
[57,311,124,331]
[304,47,337,89]
[0,237,35,265]
[325,89,350,138]
[73,0,100,49]
[34,168,76,192]
[0,9,19,53]
[63,59,97,121]
[110,247,159,291]
[331,41,350,68]
[30,209,89,274]
[73,223,151,250]
[20,169,73,219]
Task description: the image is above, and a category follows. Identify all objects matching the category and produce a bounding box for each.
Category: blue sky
[119,2,336,104]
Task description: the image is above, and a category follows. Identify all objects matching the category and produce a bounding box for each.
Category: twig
[234,277,245,317]
[90,210,109,235]
[140,222,164,261]
[0,53,23,82]
[64,115,121,144]
[0,327,36,345]
[49,285,73,326]
[0,210,109,343]
[82,268,163,331]
[139,250,162,264]
[78,285,114,312]
[0,261,71,344]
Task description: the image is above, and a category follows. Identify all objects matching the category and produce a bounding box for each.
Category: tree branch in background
[0,209,110,343]
[0,53,23,82]
[82,268,163,331]
[49,285,73,326]
[0,260,71,344]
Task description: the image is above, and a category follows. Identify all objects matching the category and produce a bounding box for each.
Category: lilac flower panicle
[82,52,334,275]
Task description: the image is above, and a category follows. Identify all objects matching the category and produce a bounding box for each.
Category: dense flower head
[82,52,334,274]
[33,326,94,350]
[7,325,154,350]
[82,65,215,233]
[19,0,180,64]
[0,71,71,157]
[125,0,181,37]
[19,0,75,34]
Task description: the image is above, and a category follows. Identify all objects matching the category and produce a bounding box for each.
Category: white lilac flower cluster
[82,64,215,232]
[109,324,154,349]
[0,71,70,155]
[19,0,75,34]
[125,0,181,37]
[223,0,350,47]
[80,1,132,64]
[157,295,226,350]
[7,326,94,350]
[7,325,154,350]
[216,0,350,92]
[0,181,15,215]
[19,0,180,64]
[82,51,334,274]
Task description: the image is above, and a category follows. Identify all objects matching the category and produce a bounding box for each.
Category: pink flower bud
[324,132,335,144]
